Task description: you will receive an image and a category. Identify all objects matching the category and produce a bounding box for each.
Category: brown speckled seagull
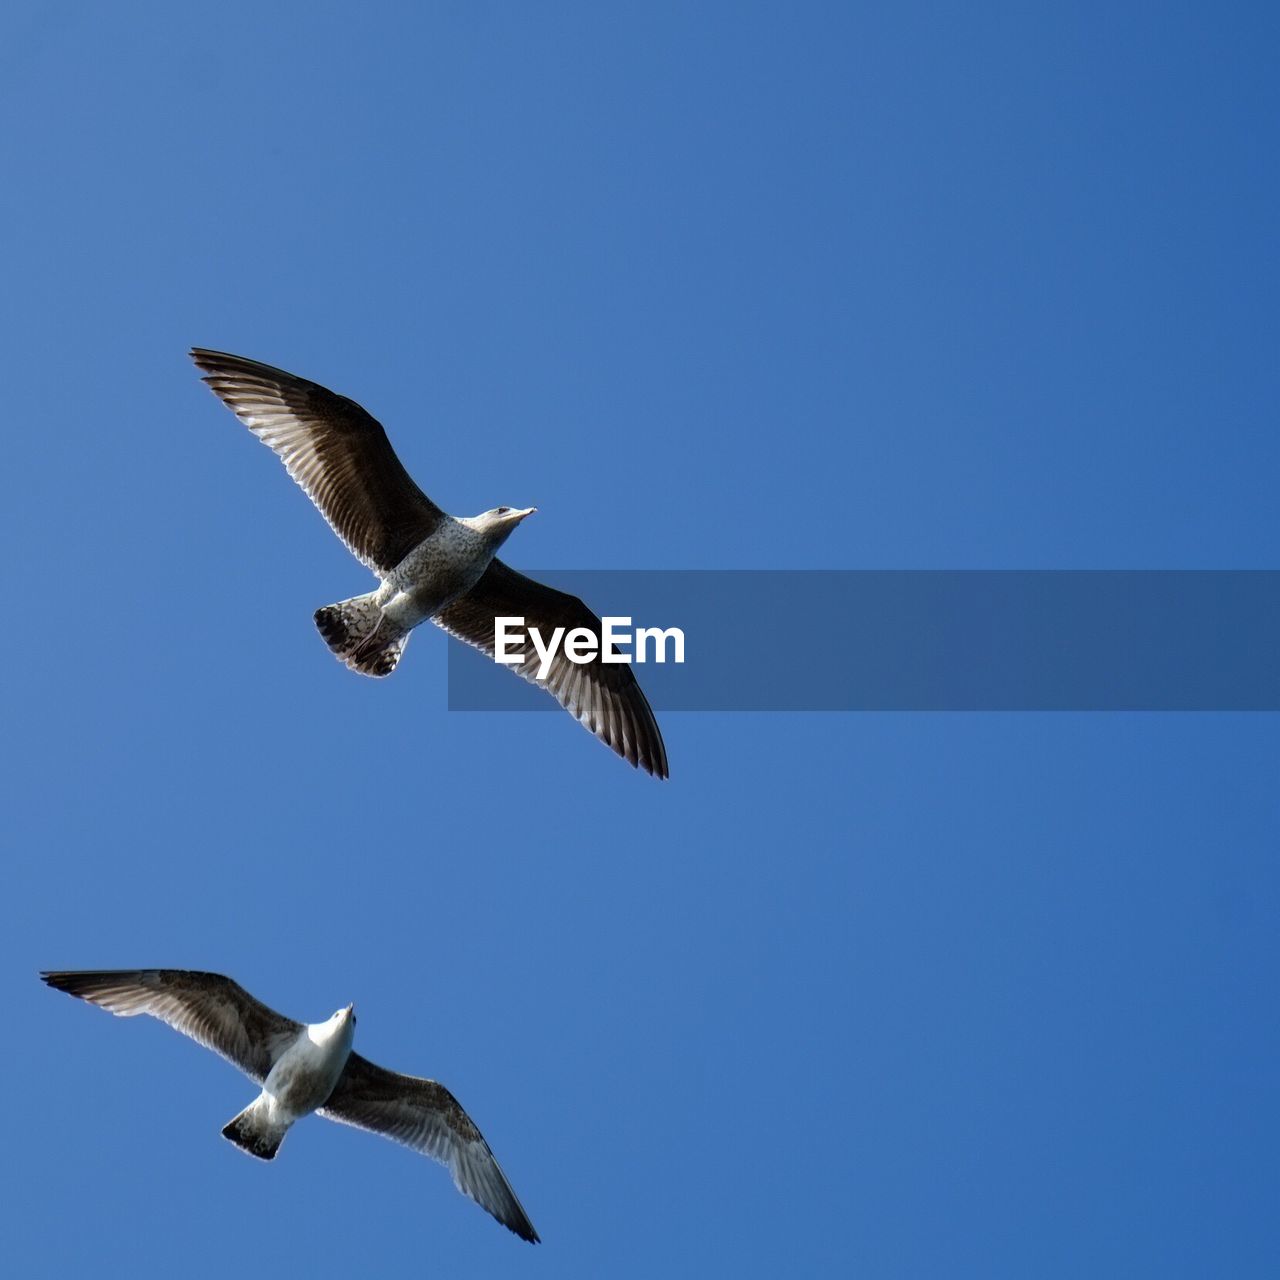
[191,349,667,779]
[41,969,539,1243]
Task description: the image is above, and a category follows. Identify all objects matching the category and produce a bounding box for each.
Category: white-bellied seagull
[191,348,668,778]
[41,969,539,1243]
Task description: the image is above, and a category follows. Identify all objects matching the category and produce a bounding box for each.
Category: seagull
[41,969,539,1244]
[191,348,668,778]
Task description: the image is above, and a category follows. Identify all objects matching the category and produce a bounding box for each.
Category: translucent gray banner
[445,571,1280,711]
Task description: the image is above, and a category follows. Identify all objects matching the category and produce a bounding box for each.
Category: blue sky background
[4,3,1278,1276]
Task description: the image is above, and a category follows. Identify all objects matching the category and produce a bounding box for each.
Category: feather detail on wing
[41,969,301,1083]
[321,1052,539,1243]
[191,349,443,574]
[435,560,669,778]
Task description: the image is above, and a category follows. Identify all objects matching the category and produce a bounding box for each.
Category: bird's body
[42,969,539,1244]
[222,1005,357,1159]
[192,348,668,776]
[319,510,531,676]
[382,517,500,625]
[266,1011,355,1114]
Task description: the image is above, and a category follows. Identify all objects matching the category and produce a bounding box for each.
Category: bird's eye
[495,507,510,516]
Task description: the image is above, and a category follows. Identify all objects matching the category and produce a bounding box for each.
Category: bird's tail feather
[314,592,408,678]
[221,1098,288,1161]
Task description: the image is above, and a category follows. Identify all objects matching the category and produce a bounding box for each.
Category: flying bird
[191,348,668,778]
[41,969,539,1244]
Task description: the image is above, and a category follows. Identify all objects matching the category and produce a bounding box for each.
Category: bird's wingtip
[508,1216,541,1245]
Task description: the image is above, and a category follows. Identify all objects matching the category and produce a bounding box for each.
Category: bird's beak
[346,1003,355,1015]
[512,507,537,521]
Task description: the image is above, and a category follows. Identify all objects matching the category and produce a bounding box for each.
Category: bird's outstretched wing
[435,560,669,778]
[321,1051,540,1243]
[191,349,444,574]
[41,969,302,1083]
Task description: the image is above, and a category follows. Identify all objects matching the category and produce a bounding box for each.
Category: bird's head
[464,506,537,549]
[328,1003,357,1045]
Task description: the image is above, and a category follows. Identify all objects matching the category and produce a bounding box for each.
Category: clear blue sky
[5,3,1278,1276]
